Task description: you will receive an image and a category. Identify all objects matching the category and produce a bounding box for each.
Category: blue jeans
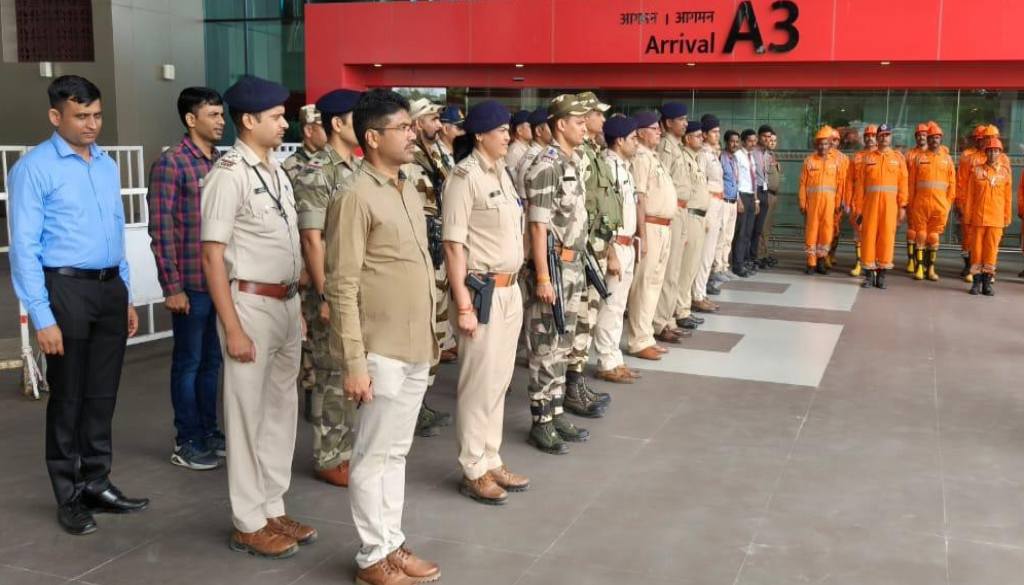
[170,290,222,445]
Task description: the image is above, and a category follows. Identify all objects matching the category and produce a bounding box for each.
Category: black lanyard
[250,165,288,220]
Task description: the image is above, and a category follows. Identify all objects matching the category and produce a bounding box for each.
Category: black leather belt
[44,266,121,281]
[689,208,707,218]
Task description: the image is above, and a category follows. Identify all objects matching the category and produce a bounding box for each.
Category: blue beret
[877,123,893,135]
[316,89,361,116]
[685,121,703,134]
[659,102,688,119]
[701,115,720,133]
[633,111,660,129]
[223,75,289,114]
[604,116,638,140]
[528,107,548,126]
[439,106,464,125]
[464,100,511,135]
[511,109,531,127]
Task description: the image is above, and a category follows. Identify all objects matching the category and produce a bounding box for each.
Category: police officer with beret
[292,89,362,488]
[201,75,316,559]
[506,108,533,171]
[514,107,553,199]
[442,100,530,505]
[438,105,466,171]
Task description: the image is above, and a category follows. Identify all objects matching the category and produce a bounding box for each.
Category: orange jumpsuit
[1018,170,1024,251]
[847,148,875,242]
[956,147,980,253]
[799,152,843,265]
[964,162,1012,274]
[829,150,850,240]
[907,148,956,249]
[856,147,909,270]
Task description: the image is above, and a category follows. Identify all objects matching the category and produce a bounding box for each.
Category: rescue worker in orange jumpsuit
[906,122,956,281]
[1018,168,1024,278]
[799,127,843,274]
[855,124,908,289]
[846,124,878,277]
[904,122,931,273]
[956,124,988,280]
[826,128,850,268]
[964,137,1012,296]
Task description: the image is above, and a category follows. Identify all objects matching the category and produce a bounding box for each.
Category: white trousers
[350,354,430,569]
[693,197,725,301]
[715,200,739,273]
[594,242,636,371]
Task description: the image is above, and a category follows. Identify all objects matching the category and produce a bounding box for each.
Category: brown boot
[460,474,508,505]
[693,299,719,313]
[655,328,682,344]
[315,461,349,487]
[229,526,298,559]
[265,515,318,545]
[439,348,458,363]
[356,558,417,585]
[387,545,441,583]
[618,365,642,379]
[488,465,530,492]
[631,346,662,360]
[595,367,634,384]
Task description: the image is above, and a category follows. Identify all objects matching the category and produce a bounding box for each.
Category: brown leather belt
[677,200,689,209]
[613,235,634,246]
[471,271,519,287]
[710,192,725,200]
[237,280,299,300]
[552,245,580,262]
[645,216,672,226]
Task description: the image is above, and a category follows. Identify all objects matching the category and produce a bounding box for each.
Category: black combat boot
[861,269,876,288]
[527,421,569,455]
[815,257,828,275]
[969,273,982,295]
[552,414,590,442]
[564,372,606,419]
[875,268,887,289]
[982,273,995,296]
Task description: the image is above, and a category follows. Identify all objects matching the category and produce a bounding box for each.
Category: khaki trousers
[715,200,738,273]
[653,207,688,333]
[693,199,724,302]
[626,223,671,353]
[455,285,523,480]
[221,288,302,533]
[351,353,430,569]
[595,242,636,371]
[672,211,707,320]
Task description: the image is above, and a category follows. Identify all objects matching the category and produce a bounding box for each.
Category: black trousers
[732,192,757,269]
[44,272,128,505]
[749,189,772,261]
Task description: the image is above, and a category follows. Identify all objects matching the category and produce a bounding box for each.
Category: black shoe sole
[501,484,529,493]
[59,521,97,536]
[84,503,149,515]
[556,432,590,443]
[526,436,570,455]
[415,426,441,438]
[229,540,299,559]
[459,485,508,505]
[563,406,606,419]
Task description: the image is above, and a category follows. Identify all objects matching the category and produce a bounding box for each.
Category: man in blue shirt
[9,75,146,536]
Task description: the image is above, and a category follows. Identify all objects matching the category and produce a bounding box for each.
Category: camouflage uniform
[282,146,320,413]
[293,144,360,469]
[523,144,589,424]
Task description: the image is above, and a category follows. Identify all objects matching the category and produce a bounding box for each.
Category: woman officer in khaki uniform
[443,101,530,505]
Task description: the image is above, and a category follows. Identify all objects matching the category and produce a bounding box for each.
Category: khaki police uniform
[292,144,361,471]
[672,145,710,320]
[693,143,724,303]
[442,150,524,480]
[625,144,677,353]
[653,135,690,333]
[201,139,302,533]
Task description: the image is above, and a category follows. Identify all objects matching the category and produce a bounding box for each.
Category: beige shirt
[605,150,638,237]
[700,144,725,195]
[657,134,689,203]
[200,139,302,285]
[442,150,524,273]
[325,163,439,376]
[632,144,677,219]
[681,146,710,210]
[505,139,530,173]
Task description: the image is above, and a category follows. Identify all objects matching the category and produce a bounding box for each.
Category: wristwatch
[318,292,327,303]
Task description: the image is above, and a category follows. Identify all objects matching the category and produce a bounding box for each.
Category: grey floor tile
[947,538,1024,585]
[518,555,686,585]
[0,565,69,585]
[944,476,1024,547]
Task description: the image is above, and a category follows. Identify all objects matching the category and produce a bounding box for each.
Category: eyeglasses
[372,124,415,135]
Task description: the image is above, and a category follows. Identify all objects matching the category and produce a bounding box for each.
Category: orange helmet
[915,123,929,135]
[984,137,1003,151]
[815,126,834,141]
[972,124,987,138]
[984,124,1000,138]
[863,124,878,136]
[926,122,943,136]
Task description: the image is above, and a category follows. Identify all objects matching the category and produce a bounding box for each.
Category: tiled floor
[2,250,1024,585]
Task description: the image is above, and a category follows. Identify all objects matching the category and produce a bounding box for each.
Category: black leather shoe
[690,315,705,325]
[58,501,97,535]
[675,316,701,330]
[732,267,750,278]
[706,282,721,295]
[82,486,149,514]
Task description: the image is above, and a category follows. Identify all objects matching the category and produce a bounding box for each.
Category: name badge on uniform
[488,190,502,198]
[563,176,576,182]
[255,187,268,194]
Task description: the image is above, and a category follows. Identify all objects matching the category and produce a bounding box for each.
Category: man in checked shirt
[147,87,226,471]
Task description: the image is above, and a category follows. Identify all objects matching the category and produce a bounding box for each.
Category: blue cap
[439,105,464,125]
[604,116,638,140]
[685,120,703,134]
[633,111,660,129]
[528,107,548,126]
[223,75,289,114]
[659,102,688,119]
[701,115,720,133]
[877,123,893,135]
[315,89,361,116]
[511,109,531,127]
[464,100,511,135]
